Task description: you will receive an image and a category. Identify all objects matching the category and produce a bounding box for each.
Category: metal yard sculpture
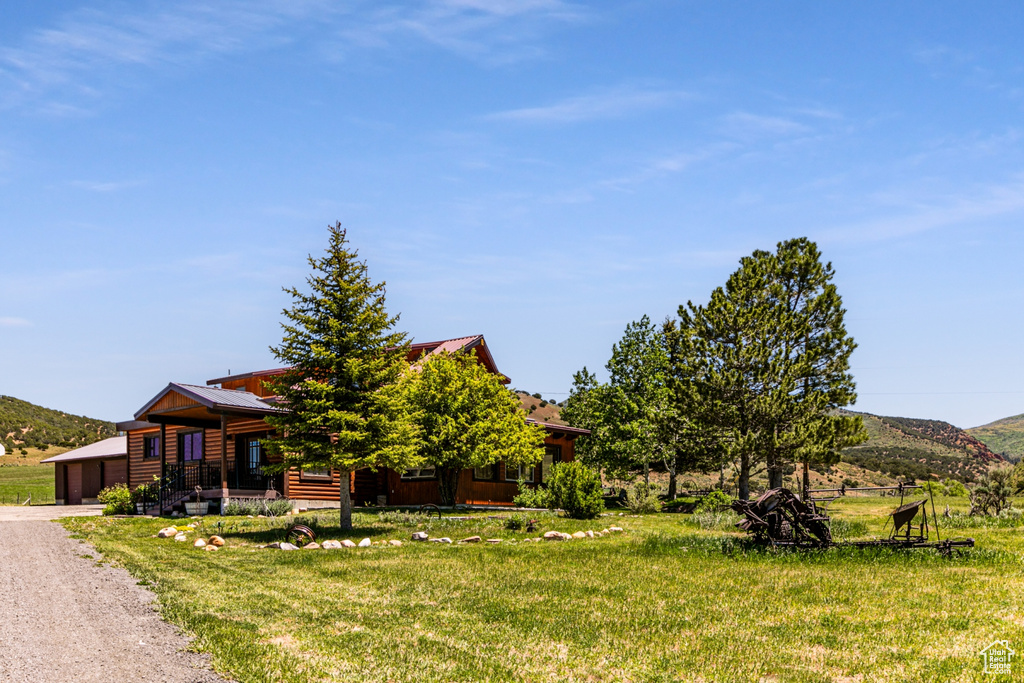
[731,484,974,555]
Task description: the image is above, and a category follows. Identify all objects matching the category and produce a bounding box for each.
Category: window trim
[299,466,333,482]
[472,463,497,481]
[400,466,437,481]
[504,462,534,483]
[177,430,204,464]
[143,434,161,460]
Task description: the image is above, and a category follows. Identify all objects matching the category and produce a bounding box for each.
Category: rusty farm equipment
[731,484,974,555]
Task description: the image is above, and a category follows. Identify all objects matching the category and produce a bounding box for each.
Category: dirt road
[0,520,229,682]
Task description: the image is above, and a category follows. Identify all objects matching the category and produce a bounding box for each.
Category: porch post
[220,414,229,513]
[160,422,167,479]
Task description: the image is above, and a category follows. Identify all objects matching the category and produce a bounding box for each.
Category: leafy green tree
[560,367,614,469]
[402,350,546,505]
[675,238,865,500]
[263,223,420,530]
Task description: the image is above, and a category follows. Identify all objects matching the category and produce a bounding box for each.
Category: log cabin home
[118,335,587,513]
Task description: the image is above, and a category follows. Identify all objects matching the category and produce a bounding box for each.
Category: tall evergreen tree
[401,350,546,505]
[263,223,419,530]
[675,238,865,500]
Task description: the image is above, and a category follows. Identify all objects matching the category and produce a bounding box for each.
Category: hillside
[840,411,1003,483]
[0,395,116,455]
[516,391,566,425]
[967,414,1024,463]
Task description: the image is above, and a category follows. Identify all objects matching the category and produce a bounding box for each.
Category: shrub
[695,489,732,514]
[944,479,969,497]
[625,481,662,514]
[98,484,133,515]
[513,479,552,509]
[547,461,604,520]
[969,467,1014,516]
[224,497,294,517]
[504,513,527,531]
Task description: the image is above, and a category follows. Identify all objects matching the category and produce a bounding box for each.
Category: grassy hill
[515,390,566,425]
[840,411,1003,483]
[0,395,115,455]
[967,414,1024,464]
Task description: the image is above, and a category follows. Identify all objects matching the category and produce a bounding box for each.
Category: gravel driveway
[0,520,230,683]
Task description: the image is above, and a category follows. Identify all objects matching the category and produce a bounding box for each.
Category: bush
[547,461,604,520]
[969,467,1014,516]
[695,489,732,514]
[513,479,552,509]
[223,497,294,516]
[504,513,527,531]
[98,484,133,515]
[944,479,969,497]
[625,481,662,514]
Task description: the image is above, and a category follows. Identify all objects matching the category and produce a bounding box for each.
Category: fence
[0,492,56,505]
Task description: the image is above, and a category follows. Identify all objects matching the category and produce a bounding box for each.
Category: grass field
[63,497,1024,682]
[0,463,54,504]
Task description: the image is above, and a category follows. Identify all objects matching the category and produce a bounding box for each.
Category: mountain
[840,411,1003,483]
[967,414,1024,463]
[0,396,116,454]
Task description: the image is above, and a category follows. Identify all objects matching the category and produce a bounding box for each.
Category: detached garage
[41,436,128,505]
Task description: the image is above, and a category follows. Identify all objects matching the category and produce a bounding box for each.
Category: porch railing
[150,462,222,513]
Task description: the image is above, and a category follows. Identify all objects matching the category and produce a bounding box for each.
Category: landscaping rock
[321,540,342,549]
[543,531,566,541]
[341,539,357,548]
[279,543,299,551]
[173,534,188,542]
[389,540,402,547]
[203,545,219,551]
[460,536,482,544]
[608,526,623,533]
[439,537,452,544]
[601,529,610,535]
[357,538,371,547]
[193,539,206,548]
[586,530,595,538]
[208,536,225,547]
[572,531,587,539]
[411,531,428,541]
[266,542,282,549]
[303,542,320,550]
[485,539,501,544]
[157,527,177,538]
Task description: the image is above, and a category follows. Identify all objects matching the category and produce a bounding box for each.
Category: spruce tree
[263,223,419,529]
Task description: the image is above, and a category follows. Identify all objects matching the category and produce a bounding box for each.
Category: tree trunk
[738,453,750,500]
[438,467,459,506]
[718,458,725,491]
[767,455,783,489]
[802,461,810,499]
[339,469,353,530]
[643,461,650,486]
[666,458,677,500]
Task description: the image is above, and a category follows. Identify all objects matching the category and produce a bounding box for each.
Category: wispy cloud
[598,142,739,191]
[487,85,693,124]
[0,317,32,327]
[820,178,1024,244]
[70,179,145,192]
[1,0,582,111]
[720,111,811,140]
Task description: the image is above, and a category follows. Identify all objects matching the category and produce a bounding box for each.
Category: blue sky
[2,1,1024,429]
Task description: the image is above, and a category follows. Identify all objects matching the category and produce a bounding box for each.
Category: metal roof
[134,383,284,419]
[40,436,127,463]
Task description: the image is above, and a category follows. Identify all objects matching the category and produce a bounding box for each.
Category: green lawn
[0,463,54,504]
[63,497,1024,682]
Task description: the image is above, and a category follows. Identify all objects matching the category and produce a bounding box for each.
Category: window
[243,438,264,475]
[473,463,495,480]
[540,444,562,483]
[143,435,161,460]
[505,463,534,483]
[401,467,436,480]
[178,431,203,463]
[300,466,332,481]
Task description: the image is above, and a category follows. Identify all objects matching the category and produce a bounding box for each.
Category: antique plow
[731,485,974,555]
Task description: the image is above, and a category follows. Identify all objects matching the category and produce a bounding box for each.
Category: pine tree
[263,223,419,530]
[675,238,865,500]
[401,350,546,505]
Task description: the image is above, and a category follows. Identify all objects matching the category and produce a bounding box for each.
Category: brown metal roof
[40,436,127,463]
[134,383,285,420]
